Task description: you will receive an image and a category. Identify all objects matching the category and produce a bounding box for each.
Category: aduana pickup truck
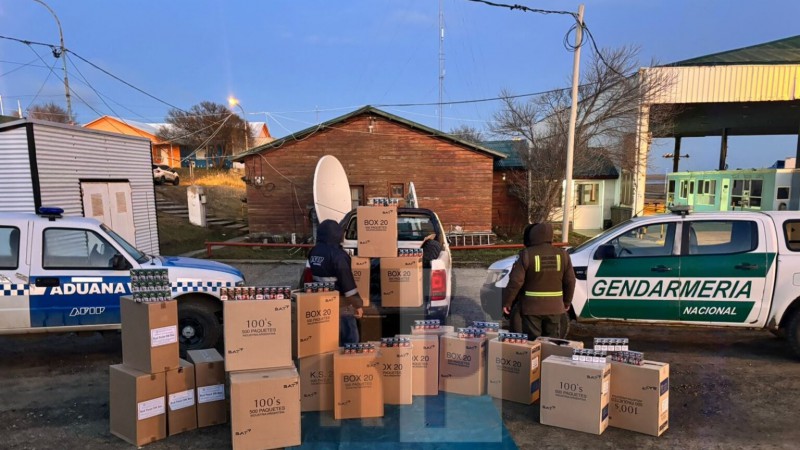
[0,208,244,351]
[482,209,800,357]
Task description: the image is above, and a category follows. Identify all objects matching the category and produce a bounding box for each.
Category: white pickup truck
[0,208,244,351]
[482,210,800,356]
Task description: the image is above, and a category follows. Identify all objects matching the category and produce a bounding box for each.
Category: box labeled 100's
[357,206,397,258]
[488,339,541,404]
[224,299,292,371]
[186,349,227,428]
[120,296,179,374]
[109,364,167,447]
[398,334,439,396]
[610,361,669,436]
[380,257,423,308]
[230,367,301,450]
[439,334,486,396]
[333,350,384,420]
[292,291,339,359]
[298,352,335,412]
[540,355,610,435]
[351,256,371,306]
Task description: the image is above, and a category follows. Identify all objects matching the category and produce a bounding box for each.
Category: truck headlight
[235,280,246,287]
[484,270,508,285]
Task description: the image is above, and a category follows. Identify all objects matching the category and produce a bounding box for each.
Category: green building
[666,168,796,212]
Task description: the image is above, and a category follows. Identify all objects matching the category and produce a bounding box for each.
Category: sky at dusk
[1,0,798,174]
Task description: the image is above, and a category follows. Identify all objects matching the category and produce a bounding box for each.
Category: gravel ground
[1,263,799,449]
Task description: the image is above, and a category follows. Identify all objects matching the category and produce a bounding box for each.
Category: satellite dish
[406,182,419,208]
[313,155,352,223]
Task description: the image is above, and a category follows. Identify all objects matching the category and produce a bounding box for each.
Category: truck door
[28,224,132,328]
[679,219,768,324]
[585,221,681,321]
[0,223,31,330]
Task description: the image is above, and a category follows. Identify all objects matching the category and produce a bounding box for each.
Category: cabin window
[667,180,675,203]
[680,181,688,198]
[731,179,763,208]
[696,180,717,205]
[390,183,404,198]
[777,187,790,200]
[576,183,599,206]
[350,185,365,209]
[619,171,634,206]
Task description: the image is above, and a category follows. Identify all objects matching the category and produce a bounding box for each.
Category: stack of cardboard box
[438,329,487,396]
[225,295,300,450]
[294,289,340,413]
[333,344,385,419]
[487,335,542,404]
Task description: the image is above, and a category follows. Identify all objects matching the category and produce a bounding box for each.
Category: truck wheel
[178,299,221,353]
[786,309,800,358]
[173,177,180,186]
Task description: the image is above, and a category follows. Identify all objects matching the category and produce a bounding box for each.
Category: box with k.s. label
[230,366,301,450]
[298,352,335,412]
[380,257,423,308]
[120,296,179,374]
[333,350,384,420]
[610,360,669,436]
[488,339,542,404]
[375,339,413,405]
[397,334,439,396]
[351,256,371,307]
[292,291,339,359]
[165,359,197,436]
[357,205,398,258]
[439,334,486,396]
[109,364,167,447]
[223,299,292,372]
[186,349,227,428]
[536,336,584,362]
[540,355,611,435]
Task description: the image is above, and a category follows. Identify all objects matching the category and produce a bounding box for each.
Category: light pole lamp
[228,96,249,151]
[33,0,72,124]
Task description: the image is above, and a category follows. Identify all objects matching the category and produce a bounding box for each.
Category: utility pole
[561,4,584,243]
[33,0,72,124]
[438,0,445,131]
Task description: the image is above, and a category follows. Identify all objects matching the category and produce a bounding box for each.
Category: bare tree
[449,124,485,144]
[491,46,674,224]
[157,101,253,166]
[28,102,75,124]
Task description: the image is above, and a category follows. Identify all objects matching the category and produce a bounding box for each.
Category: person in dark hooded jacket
[502,223,575,339]
[309,220,364,344]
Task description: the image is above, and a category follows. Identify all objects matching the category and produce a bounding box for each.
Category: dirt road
[1,264,799,449]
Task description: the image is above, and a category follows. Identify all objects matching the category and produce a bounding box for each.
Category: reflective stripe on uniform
[534,255,540,272]
[556,254,561,271]
[313,276,337,282]
[525,290,563,297]
[344,288,359,297]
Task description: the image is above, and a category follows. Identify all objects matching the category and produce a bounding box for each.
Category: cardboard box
[487,339,541,404]
[357,205,398,258]
[297,352,335,412]
[292,291,339,359]
[333,350,384,420]
[165,359,197,436]
[610,361,669,436]
[109,364,167,447]
[230,367,301,450]
[540,356,610,435]
[439,334,486,396]
[186,349,227,428]
[376,343,413,405]
[351,256,371,307]
[536,337,584,362]
[380,257,423,308]
[120,296,179,374]
[223,299,292,371]
[411,325,455,337]
[398,334,439,396]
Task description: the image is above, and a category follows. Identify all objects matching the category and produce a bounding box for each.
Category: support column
[673,137,682,172]
[791,124,800,210]
[719,128,729,171]
[633,103,650,217]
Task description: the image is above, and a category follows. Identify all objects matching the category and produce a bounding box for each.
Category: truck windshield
[101,224,148,263]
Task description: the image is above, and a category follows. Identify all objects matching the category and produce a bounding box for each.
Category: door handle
[735,263,759,270]
[651,265,672,273]
[35,277,60,287]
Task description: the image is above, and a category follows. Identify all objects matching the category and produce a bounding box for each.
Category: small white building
[0,118,160,254]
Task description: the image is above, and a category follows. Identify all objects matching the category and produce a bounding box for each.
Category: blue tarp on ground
[291,393,518,449]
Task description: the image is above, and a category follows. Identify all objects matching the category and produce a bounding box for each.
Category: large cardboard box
[411,325,455,337]
[357,205,398,257]
[165,359,197,436]
[120,296,179,374]
[333,350,384,420]
[536,337,584,361]
[610,361,670,436]
[223,299,292,371]
[230,367,301,450]
[297,352,335,412]
[109,364,167,447]
[376,343,413,405]
[487,339,541,404]
[351,256,371,306]
[292,291,339,359]
[439,334,486,396]
[380,257,423,308]
[186,349,227,428]
[540,356,610,435]
[398,334,439,396]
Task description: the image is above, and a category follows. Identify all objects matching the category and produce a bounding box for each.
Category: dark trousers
[519,314,561,340]
[340,314,360,344]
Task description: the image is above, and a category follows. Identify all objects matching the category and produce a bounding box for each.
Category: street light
[33,0,72,124]
[228,96,249,151]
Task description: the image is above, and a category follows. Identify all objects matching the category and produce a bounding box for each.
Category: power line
[464,0,576,17]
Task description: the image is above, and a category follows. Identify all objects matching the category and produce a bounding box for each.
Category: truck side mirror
[594,244,616,260]
[111,253,131,271]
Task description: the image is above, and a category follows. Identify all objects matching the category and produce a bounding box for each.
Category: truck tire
[786,309,800,358]
[178,299,222,353]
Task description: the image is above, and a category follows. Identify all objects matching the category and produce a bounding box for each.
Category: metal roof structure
[484,139,619,179]
[669,35,800,67]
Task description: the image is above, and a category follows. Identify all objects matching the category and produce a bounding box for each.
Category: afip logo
[69,306,106,317]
